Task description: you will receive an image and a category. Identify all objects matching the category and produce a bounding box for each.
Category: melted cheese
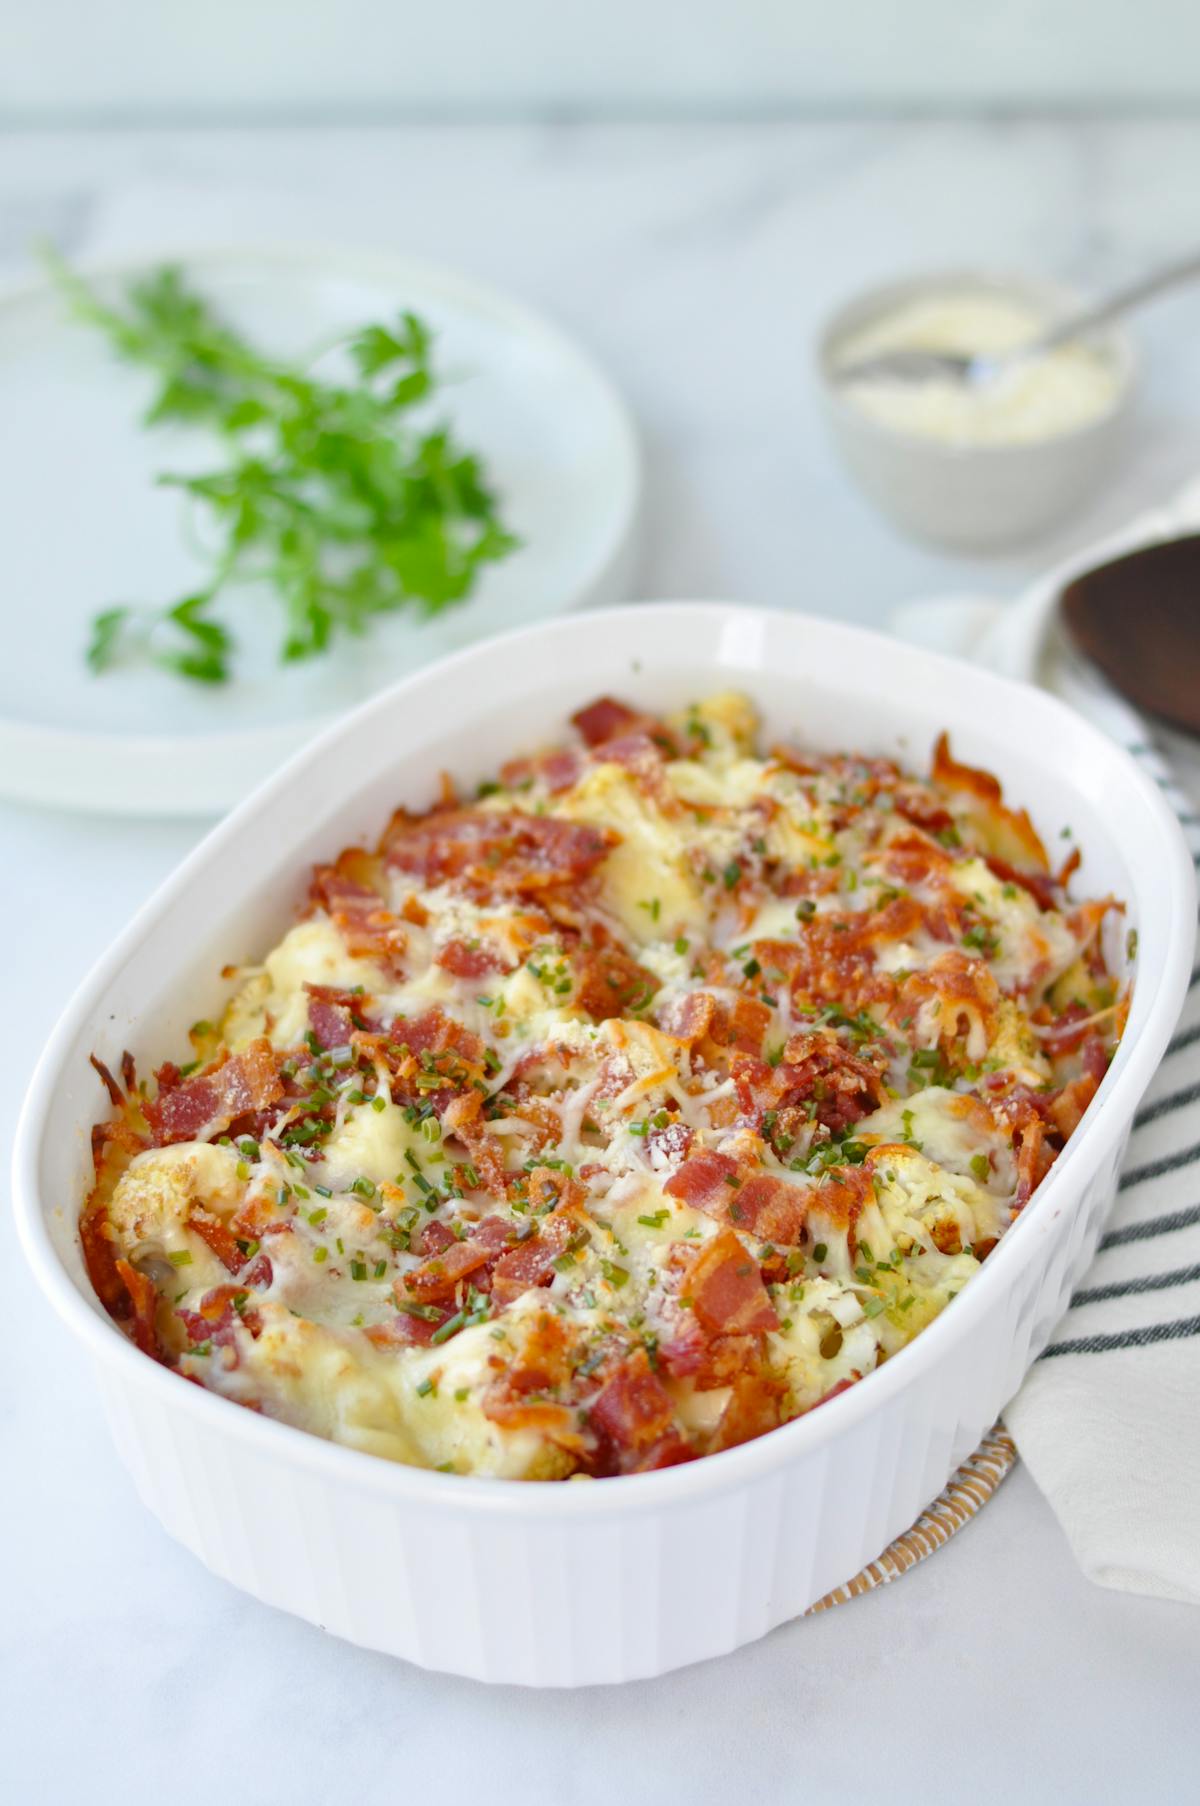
[87,692,1123,1483]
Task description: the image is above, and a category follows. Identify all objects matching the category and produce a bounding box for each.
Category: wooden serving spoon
[1060,534,1200,735]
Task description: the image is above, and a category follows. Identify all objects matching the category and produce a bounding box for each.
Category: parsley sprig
[49,253,518,684]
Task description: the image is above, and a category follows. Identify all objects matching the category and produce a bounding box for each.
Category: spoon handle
[1036,249,1200,352]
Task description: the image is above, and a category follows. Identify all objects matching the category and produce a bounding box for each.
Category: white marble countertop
[3,120,1198,1803]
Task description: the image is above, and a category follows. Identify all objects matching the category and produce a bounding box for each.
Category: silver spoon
[834,249,1200,387]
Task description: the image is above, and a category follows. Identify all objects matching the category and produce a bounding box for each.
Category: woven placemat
[806,1424,1017,1614]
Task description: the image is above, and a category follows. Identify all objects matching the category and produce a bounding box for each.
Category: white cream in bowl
[835,290,1121,447]
[817,273,1136,549]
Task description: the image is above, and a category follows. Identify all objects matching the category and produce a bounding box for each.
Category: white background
[6,0,1200,120]
[3,8,1200,1799]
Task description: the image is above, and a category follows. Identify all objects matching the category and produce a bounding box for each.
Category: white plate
[0,245,640,816]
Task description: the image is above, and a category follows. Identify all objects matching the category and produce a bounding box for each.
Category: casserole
[79,691,1126,1479]
[14,603,1194,1685]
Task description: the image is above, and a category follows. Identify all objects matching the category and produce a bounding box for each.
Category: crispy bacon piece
[186,1208,245,1273]
[398,1215,514,1305]
[1036,1002,1110,1058]
[305,984,362,1051]
[574,937,660,1021]
[983,853,1059,912]
[391,1005,484,1063]
[629,1433,697,1472]
[877,835,954,894]
[381,806,614,901]
[1067,897,1117,968]
[571,697,672,752]
[588,1347,676,1451]
[665,1150,811,1244]
[414,1218,457,1259]
[240,1250,274,1290]
[752,932,891,1020]
[490,1204,582,1309]
[673,1154,874,1251]
[646,1118,693,1166]
[757,887,971,1022]
[79,1205,128,1316]
[366,1306,457,1350]
[114,1258,162,1357]
[715,995,772,1056]
[483,1396,584,1445]
[500,1089,564,1151]
[144,1039,283,1147]
[706,1372,786,1454]
[729,1171,818,1243]
[179,1282,261,1351]
[685,1228,778,1337]
[732,1030,886,1136]
[441,1091,509,1197]
[503,1307,576,1396]
[805,1164,876,1238]
[991,1090,1055,1206]
[500,747,585,794]
[655,990,769,1061]
[481,1305,588,1449]
[89,1052,126,1108]
[896,951,999,1059]
[657,990,717,1044]
[230,1188,289,1240]
[931,732,1049,871]
[664,1148,740,1212]
[435,937,514,980]
[310,852,407,977]
[657,1320,760,1387]
[90,1111,147,1186]
[362,1007,492,1122]
[892,789,957,838]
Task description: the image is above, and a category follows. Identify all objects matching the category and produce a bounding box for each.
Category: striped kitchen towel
[1005,708,1200,1607]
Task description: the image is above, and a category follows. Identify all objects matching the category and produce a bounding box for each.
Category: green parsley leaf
[47,251,518,686]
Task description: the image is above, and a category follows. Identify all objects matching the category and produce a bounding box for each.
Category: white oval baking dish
[14,603,1195,1687]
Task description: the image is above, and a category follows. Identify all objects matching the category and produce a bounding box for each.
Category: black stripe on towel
[1119,1141,1200,1191]
[1099,1201,1200,1250]
[1134,1078,1200,1130]
[1041,1313,1200,1358]
[1071,1262,1200,1307]
[1166,1021,1200,1058]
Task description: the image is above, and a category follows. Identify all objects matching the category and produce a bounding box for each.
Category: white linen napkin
[894,596,1200,1607]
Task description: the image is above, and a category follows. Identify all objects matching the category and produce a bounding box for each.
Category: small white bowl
[816,272,1137,551]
